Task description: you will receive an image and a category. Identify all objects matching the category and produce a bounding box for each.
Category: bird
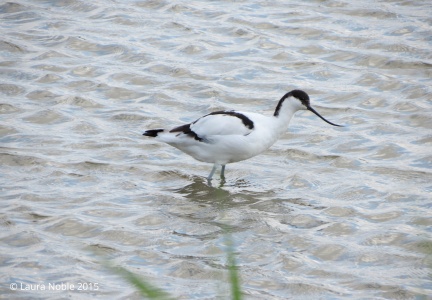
[143,90,342,181]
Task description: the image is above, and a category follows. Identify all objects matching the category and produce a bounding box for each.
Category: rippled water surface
[1,0,431,299]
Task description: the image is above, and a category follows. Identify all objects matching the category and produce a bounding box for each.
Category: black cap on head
[274,89,310,116]
[290,89,310,107]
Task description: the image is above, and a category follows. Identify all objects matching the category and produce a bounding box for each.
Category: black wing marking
[170,124,202,141]
[202,111,254,129]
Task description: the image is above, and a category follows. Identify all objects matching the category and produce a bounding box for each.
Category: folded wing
[168,110,255,143]
[191,111,254,137]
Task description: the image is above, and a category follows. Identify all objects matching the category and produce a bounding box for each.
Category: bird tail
[143,129,164,137]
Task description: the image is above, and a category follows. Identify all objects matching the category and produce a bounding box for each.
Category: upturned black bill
[307,106,343,127]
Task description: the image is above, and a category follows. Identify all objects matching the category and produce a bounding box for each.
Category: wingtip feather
[143,129,164,137]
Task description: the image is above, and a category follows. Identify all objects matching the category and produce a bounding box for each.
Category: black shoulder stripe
[206,111,254,129]
[169,124,202,141]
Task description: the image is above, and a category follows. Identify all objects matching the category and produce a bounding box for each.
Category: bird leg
[207,164,218,181]
[220,165,226,179]
[207,164,226,182]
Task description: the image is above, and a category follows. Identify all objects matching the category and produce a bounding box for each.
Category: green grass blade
[106,263,174,300]
[225,232,243,300]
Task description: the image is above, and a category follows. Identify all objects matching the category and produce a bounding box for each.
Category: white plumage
[143,90,342,180]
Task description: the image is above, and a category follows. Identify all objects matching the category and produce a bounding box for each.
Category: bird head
[274,90,343,127]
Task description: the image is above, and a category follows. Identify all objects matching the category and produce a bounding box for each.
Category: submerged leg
[220,165,226,179]
[207,164,218,181]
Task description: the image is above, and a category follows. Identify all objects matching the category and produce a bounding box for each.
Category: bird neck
[273,100,298,131]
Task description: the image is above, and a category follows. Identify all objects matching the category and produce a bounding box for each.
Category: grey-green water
[1,1,431,299]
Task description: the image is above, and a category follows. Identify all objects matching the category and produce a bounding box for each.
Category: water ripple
[1,0,431,299]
